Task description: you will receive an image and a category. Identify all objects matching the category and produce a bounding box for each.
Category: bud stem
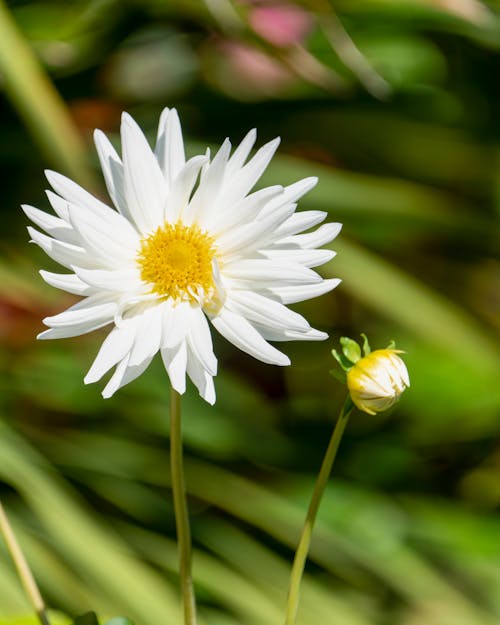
[284,395,354,625]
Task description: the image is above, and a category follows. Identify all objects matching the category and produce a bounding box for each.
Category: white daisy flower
[23,109,341,404]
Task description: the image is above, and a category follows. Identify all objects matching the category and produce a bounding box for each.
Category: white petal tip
[277,355,291,366]
[171,384,186,397]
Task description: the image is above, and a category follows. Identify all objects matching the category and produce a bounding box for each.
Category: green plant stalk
[170,388,197,625]
[284,395,354,625]
[0,0,95,189]
[0,500,51,625]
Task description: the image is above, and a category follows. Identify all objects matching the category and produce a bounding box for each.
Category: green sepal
[331,347,353,372]
[361,333,371,356]
[340,336,361,364]
[329,368,347,383]
[73,613,100,625]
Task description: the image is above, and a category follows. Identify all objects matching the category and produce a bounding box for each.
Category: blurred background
[0,0,499,624]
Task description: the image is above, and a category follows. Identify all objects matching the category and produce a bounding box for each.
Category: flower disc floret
[138,222,216,303]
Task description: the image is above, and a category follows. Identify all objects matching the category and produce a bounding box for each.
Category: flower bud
[347,349,409,415]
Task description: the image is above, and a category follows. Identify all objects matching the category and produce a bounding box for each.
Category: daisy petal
[279,222,342,249]
[93,129,129,219]
[45,170,125,228]
[162,302,191,349]
[217,203,295,257]
[67,205,139,268]
[22,204,79,244]
[207,185,284,234]
[37,320,111,340]
[224,259,322,286]
[228,290,309,332]
[184,139,231,225]
[258,177,318,219]
[165,155,208,223]
[262,249,336,268]
[223,137,280,207]
[128,305,163,367]
[121,112,166,233]
[255,324,328,342]
[155,108,185,185]
[210,308,290,366]
[102,354,154,399]
[161,342,187,394]
[73,266,143,293]
[226,128,256,175]
[46,190,70,222]
[40,270,94,296]
[28,227,97,269]
[85,319,138,383]
[43,293,116,328]
[186,308,217,376]
[186,345,216,405]
[268,278,341,304]
[274,210,327,238]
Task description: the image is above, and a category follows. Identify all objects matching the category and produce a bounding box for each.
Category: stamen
[137,222,217,305]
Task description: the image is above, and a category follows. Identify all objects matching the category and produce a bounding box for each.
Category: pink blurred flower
[249,4,313,48]
[220,40,294,95]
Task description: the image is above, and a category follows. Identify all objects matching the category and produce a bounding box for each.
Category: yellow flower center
[137,222,217,303]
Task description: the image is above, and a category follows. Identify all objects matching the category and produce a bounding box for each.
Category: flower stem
[284,395,354,625]
[0,500,51,625]
[170,387,197,625]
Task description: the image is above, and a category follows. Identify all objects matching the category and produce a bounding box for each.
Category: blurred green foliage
[0,1,499,624]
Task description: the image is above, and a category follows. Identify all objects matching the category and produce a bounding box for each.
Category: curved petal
[128,304,163,367]
[28,227,97,270]
[43,293,117,328]
[102,354,154,398]
[210,308,290,366]
[223,260,322,286]
[165,155,208,223]
[67,205,139,268]
[121,112,167,233]
[73,266,143,293]
[161,341,187,394]
[262,248,336,268]
[228,290,309,332]
[186,308,217,376]
[266,278,341,304]
[22,204,79,245]
[93,129,129,220]
[85,319,139,384]
[278,222,342,249]
[161,302,192,349]
[155,108,185,185]
[220,138,280,209]
[39,270,94,296]
[186,345,216,405]
[254,324,328,342]
[225,128,256,175]
[183,139,231,225]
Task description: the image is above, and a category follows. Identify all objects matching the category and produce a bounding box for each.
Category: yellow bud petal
[346,349,409,415]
